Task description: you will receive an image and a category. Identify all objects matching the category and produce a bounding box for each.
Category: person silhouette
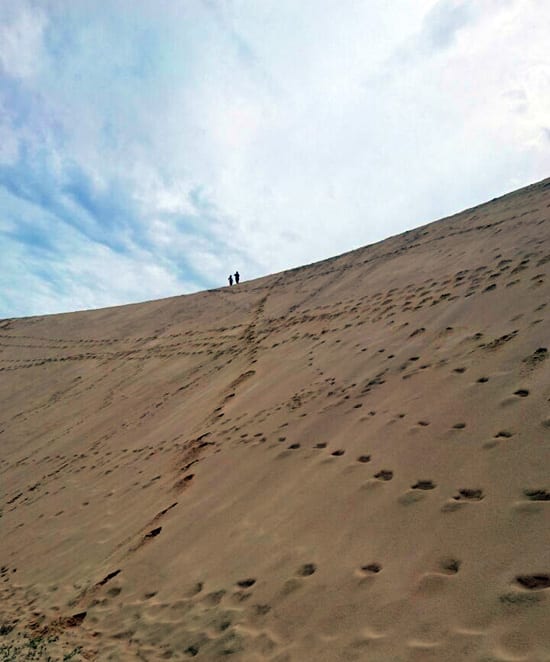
[228,274,233,286]
[234,271,240,285]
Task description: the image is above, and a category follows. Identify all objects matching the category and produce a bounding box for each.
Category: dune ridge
[1,177,550,660]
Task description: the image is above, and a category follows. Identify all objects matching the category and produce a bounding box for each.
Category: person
[228,274,233,286]
[234,270,240,285]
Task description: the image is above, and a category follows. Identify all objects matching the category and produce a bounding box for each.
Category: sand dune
[1,178,550,661]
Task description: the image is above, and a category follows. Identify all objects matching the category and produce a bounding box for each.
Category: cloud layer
[1,0,549,317]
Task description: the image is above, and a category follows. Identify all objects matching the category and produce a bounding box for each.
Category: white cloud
[1,219,192,317]
[0,2,47,79]
[0,118,19,165]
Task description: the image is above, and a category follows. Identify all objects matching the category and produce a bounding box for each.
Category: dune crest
[1,178,550,660]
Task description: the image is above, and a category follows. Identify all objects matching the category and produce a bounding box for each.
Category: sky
[1,0,549,318]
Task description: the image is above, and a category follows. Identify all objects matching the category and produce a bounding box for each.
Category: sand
[1,177,549,661]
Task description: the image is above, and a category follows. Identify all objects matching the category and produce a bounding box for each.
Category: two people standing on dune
[228,271,240,286]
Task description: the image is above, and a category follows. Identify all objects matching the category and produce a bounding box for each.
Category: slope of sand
[1,178,550,661]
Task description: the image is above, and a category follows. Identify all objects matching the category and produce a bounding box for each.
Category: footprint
[297,563,316,577]
[374,470,393,481]
[523,489,550,501]
[453,488,484,501]
[412,480,436,490]
[452,423,466,430]
[217,619,232,632]
[315,442,327,449]
[513,389,529,397]
[523,347,548,369]
[288,443,300,450]
[186,582,203,596]
[359,563,381,576]
[236,578,256,588]
[96,570,122,588]
[440,558,461,574]
[357,455,371,463]
[185,645,200,657]
[331,449,345,457]
[516,575,550,590]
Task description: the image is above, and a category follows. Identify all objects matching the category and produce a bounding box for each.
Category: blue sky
[1,0,549,317]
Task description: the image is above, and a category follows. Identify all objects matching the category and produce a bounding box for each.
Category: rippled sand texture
[1,177,550,661]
